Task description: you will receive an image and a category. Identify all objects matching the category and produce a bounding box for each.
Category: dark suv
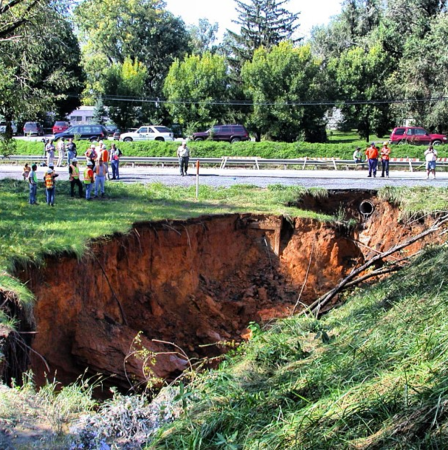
[54,124,109,141]
[390,126,447,145]
[192,124,250,143]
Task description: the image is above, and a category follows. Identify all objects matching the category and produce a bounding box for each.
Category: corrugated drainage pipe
[359,200,375,218]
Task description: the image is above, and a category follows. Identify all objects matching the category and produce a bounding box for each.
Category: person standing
[424,145,438,179]
[85,144,97,172]
[380,141,391,178]
[44,168,58,206]
[84,161,94,200]
[45,140,55,167]
[29,164,38,205]
[66,138,77,167]
[69,158,83,198]
[56,139,66,167]
[365,142,379,178]
[99,143,110,180]
[94,161,106,198]
[110,143,122,180]
[353,147,363,163]
[177,140,190,176]
[22,163,31,181]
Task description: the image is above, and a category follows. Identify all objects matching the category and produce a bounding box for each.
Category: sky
[164,0,342,39]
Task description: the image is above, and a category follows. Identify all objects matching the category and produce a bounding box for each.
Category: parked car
[119,125,174,142]
[390,126,447,145]
[52,121,70,135]
[23,122,44,136]
[54,124,109,141]
[0,121,17,135]
[112,129,121,140]
[192,124,250,143]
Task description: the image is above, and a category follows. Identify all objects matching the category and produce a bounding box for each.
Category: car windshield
[55,122,67,126]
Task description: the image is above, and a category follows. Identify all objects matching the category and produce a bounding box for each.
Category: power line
[68,93,448,107]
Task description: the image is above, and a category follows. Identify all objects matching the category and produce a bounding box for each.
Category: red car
[52,121,70,135]
[390,126,447,145]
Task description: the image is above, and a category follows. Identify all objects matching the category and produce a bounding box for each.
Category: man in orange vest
[365,142,379,178]
[44,168,59,206]
[380,141,391,178]
[99,143,110,180]
[69,158,83,198]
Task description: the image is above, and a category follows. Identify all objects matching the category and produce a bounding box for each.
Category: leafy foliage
[242,42,327,142]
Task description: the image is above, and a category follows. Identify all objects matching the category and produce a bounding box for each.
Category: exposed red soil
[5,192,443,390]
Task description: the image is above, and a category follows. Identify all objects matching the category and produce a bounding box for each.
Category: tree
[75,0,190,98]
[226,0,301,72]
[329,43,393,141]
[389,13,448,131]
[0,3,83,139]
[163,52,230,133]
[242,42,327,142]
[92,97,107,125]
[102,58,148,131]
[188,18,220,55]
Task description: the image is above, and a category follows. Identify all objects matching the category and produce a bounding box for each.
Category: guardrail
[0,154,445,172]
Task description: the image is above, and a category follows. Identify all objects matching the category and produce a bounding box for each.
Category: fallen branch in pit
[300,213,448,318]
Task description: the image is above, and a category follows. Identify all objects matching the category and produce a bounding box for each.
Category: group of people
[25,140,123,206]
[353,141,439,179]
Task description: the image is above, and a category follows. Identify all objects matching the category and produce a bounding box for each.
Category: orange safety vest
[100,149,109,162]
[84,168,93,184]
[381,147,391,160]
[44,174,54,189]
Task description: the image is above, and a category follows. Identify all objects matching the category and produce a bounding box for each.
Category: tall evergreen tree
[227,0,301,72]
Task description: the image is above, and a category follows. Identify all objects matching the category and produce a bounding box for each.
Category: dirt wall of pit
[8,192,443,389]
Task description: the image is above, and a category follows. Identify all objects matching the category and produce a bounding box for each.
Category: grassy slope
[2,181,448,448]
[10,138,448,160]
[0,179,328,320]
[152,243,448,449]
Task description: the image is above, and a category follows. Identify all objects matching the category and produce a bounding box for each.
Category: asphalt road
[1,164,448,189]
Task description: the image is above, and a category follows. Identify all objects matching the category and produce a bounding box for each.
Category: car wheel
[398,139,408,145]
[231,137,241,143]
[123,137,133,142]
[432,140,442,146]
[155,137,165,141]
[194,137,204,141]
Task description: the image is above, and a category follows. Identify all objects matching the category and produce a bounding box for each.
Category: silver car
[119,125,174,142]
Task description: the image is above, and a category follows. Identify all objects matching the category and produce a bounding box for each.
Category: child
[29,164,38,205]
[22,163,31,181]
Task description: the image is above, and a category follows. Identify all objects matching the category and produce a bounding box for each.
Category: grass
[148,244,448,449]
[2,180,448,447]
[9,133,448,160]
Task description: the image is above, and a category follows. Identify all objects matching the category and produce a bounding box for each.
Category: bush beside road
[7,139,448,160]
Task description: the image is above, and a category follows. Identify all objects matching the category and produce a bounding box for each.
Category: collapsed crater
[2,190,442,390]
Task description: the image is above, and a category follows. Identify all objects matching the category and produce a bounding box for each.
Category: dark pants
[179,156,189,175]
[381,159,389,177]
[368,159,378,177]
[71,178,83,197]
[46,187,55,205]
